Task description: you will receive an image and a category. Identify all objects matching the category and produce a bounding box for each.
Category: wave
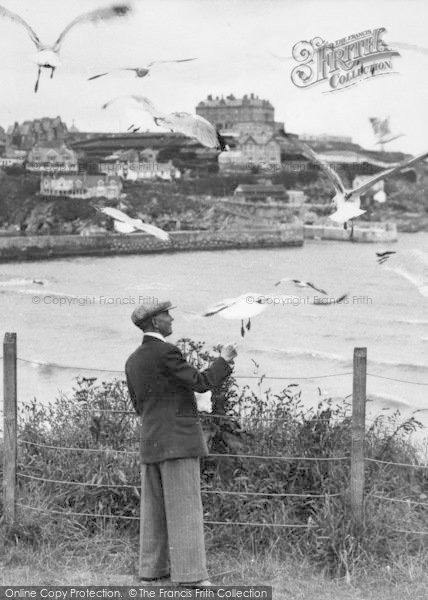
[248,345,349,364]
[366,392,411,410]
[394,318,428,325]
[0,278,48,286]
[247,345,428,374]
[16,288,80,299]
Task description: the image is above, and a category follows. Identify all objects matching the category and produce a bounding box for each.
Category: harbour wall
[304,222,397,243]
[0,225,304,262]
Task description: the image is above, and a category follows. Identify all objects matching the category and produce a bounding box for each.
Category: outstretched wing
[285,135,346,195]
[0,4,41,48]
[99,206,134,224]
[89,68,139,81]
[351,150,428,197]
[54,4,132,50]
[202,297,238,316]
[103,95,164,119]
[147,57,197,67]
[378,249,428,297]
[133,220,170,242]
[167,113,221,149]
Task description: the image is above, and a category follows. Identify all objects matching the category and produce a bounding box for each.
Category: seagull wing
[133,220,170,242]
[53,3,132,50]
[103,95,165,118]
[99,206,135,224]
[89,68,140,80]
[312,293,348,305]
[285,135,346,195]
[147,58,198,67]
[379,249,428,297]
[306,281,328,295]
[167,112,221,149]
[88,71,112,81]
[202,297,239,316]
[350,151,428,197]
[0,4,41,48]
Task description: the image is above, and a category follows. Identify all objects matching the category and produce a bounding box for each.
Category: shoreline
[0,225,303,262]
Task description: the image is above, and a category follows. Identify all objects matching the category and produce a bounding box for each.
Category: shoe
[139,575,170,585]
[179,580,213,588]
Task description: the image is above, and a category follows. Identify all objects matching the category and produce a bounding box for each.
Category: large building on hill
[7,117,69,151]
[196,93,282,133]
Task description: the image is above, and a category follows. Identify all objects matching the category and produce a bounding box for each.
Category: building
[98,148,181,180]
[7,117,69,150]
[26,142,78,173]
[196,93,284,135]
[300,133,353,144]
[0,147,27,167]
[233,183,288,203]
[40,173,122,200]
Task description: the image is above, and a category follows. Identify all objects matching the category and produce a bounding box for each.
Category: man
[125,300,237,587]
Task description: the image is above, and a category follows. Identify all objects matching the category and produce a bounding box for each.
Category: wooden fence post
[350,347,367,531]
[3,332,17,526]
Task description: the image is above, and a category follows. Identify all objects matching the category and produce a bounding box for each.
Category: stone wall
[0,225,303,262]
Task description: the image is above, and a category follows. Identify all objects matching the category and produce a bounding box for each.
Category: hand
[221,342,238,363]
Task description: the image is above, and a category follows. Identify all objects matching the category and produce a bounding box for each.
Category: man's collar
[143,332,166,342]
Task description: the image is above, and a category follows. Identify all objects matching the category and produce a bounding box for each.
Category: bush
[4,339,427,575]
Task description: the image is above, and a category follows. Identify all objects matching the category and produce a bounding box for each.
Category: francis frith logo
[291,28,400,92]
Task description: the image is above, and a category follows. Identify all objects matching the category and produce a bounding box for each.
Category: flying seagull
[0,3,132,92]
[376,249,428,297]
[369,117,404,149]
[285,135,428,227]
[98,206,170,242]
[88,58,197,81]
[102,95,228,151]
[274,278,328,295]
[202,292,348,337]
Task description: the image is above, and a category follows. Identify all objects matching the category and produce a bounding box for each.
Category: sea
[0,232,427,435]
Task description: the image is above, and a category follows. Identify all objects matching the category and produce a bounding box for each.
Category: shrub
[3,339,427,575]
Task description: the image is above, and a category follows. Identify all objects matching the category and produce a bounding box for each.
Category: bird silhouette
[103,95,228,151]
[88,58,197,81]
[0,3,132,92]
[274,278,328,295]
[97,206,170,242]
[286,135,428,227]
[377,249,428,297]
[202,292,348,337]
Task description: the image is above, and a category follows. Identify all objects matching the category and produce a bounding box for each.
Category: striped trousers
[139,457,208,583]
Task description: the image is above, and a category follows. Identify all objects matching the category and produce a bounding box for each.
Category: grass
[1,339,427,597]
[1,534,428,599]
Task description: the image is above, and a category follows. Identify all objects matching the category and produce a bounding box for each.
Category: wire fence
[2,342,428,537]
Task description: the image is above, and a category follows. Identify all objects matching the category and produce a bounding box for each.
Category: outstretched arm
[163,345,233,393]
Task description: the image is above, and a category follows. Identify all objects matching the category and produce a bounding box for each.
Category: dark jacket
[125,336,233,464]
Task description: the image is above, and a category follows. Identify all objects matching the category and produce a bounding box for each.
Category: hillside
[0,165,427,234]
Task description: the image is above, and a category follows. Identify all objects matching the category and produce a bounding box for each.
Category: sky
[0,0,427,153]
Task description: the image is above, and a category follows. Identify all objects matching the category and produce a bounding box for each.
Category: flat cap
[131,300,175,328]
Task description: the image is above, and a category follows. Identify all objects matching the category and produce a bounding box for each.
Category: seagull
[285,135,428,227]
[98,206,170,242]
[369,117,404,148]
[0,3,132,92]
[102,95,228,151]
[274,278,328,295]
[202,292,348,337]
[88,58,197,81]
[376,249,428,297]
